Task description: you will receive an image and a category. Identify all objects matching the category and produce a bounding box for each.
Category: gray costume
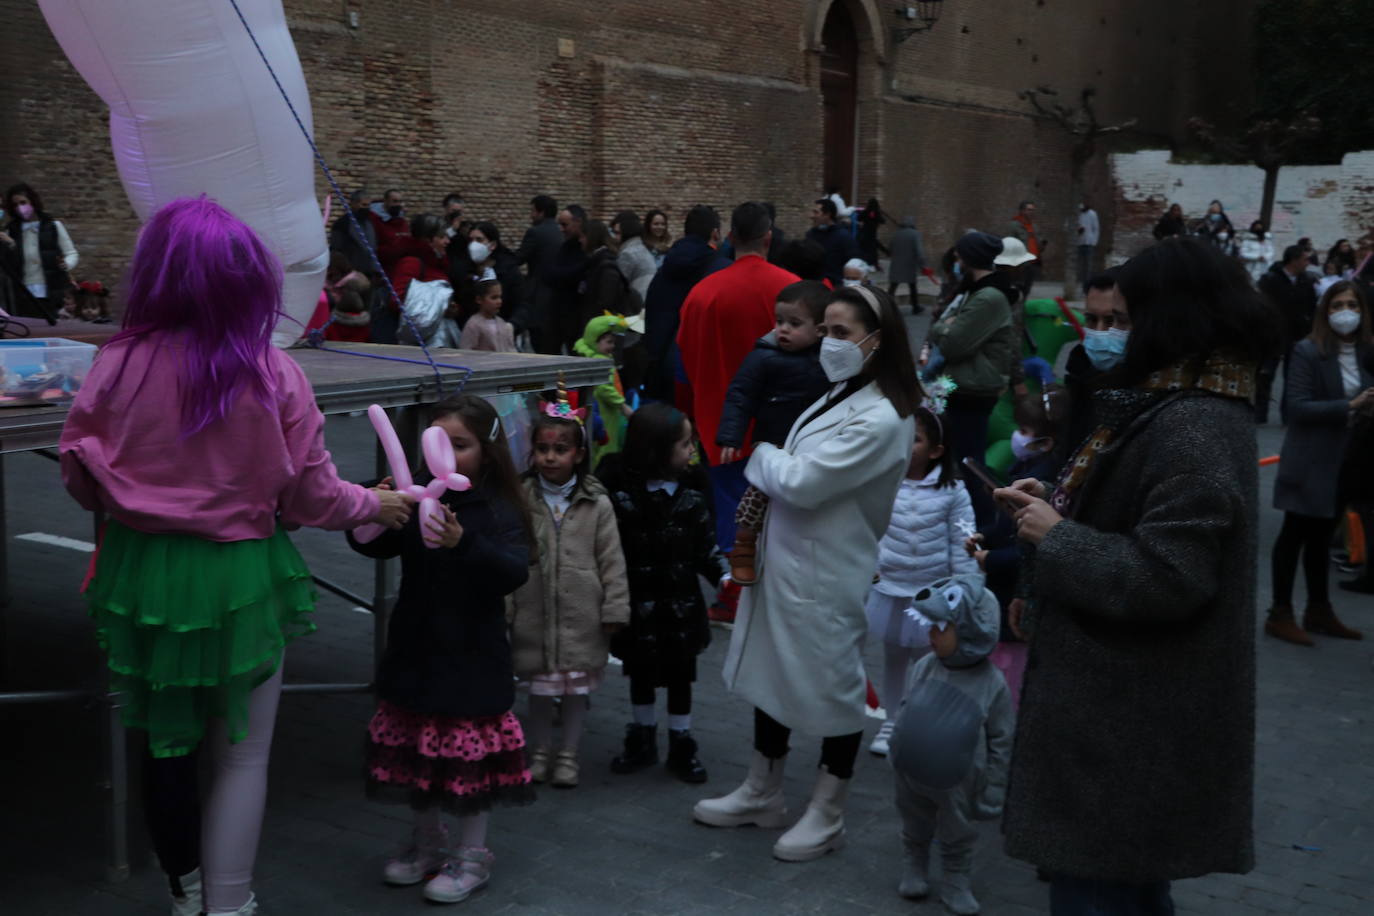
[890,574,1013,908]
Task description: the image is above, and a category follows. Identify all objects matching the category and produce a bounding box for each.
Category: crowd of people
[41,173,1374,916]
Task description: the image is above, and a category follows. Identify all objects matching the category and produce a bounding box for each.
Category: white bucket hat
[995,236,1037,267]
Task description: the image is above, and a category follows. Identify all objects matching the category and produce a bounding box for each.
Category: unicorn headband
[541,374,589,441]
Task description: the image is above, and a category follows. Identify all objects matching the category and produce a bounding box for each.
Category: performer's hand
[372,488,414,529]
[719,446,739,464]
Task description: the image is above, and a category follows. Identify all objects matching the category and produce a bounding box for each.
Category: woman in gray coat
[996,239,1280,914]
[1264,280,1374,645]
[886,216,925,311]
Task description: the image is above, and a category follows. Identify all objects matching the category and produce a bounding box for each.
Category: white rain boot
[206,894,258,916]
[692,751,788,828]
[169,868,201,916]
[772,766,849,862]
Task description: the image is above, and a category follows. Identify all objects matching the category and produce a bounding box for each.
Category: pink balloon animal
[352,404,472,547]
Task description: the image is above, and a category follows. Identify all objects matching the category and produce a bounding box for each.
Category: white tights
[524,694,588,751]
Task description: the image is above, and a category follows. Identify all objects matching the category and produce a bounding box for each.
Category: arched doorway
[820,2,859,203]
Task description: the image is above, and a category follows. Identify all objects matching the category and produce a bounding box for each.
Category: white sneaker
[382,824,449,886]
[869,720,894,757]
[423,847,493,904]
[169,868,201,916]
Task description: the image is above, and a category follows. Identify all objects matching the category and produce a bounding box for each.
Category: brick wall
[0,0,1253,308]
[1110,150,1374,265]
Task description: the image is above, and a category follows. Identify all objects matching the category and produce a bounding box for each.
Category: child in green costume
[573,312,634,465]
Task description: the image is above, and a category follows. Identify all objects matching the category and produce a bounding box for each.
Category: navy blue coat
[642,236,730,399]
[806,224,859,286]
[716,336,830,449]
[347,482,529,718]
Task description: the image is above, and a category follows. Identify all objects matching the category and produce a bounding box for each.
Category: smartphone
[962,458,1018,516]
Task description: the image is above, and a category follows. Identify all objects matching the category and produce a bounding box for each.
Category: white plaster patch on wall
[1110,150,1374,266]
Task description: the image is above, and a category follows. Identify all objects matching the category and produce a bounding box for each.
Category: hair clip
[921,374,957,416]
[489,416,500,442]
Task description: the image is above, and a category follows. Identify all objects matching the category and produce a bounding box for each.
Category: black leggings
[753,708,863,780]
[629,677,692,716]
[1271,511,1340,607]
[142,745,201,880]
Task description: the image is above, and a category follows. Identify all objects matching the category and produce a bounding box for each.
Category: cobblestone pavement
[2,330,1372,915]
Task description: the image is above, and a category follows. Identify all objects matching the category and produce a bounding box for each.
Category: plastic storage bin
[0,338,99,406]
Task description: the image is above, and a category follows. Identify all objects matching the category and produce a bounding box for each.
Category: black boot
[665,729,708,783]
[610,723,658,773]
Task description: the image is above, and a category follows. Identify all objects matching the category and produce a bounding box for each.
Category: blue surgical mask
[1083,327,1129,371]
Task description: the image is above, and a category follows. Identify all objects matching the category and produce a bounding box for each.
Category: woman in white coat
[694,285,921,862]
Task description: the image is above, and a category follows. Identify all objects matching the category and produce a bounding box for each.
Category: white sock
[457,811,489,850]
[668,714,691,732]
[632,704,656,726]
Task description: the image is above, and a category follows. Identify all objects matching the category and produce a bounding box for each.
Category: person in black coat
[806,197,859,287]
[346,395,534,890]
[514,195,565,353]
[598,403,729,782]
[1152,203,1187,241]
[1257,246,1319,423]
[642,205,729,402]
[713,280,831,583]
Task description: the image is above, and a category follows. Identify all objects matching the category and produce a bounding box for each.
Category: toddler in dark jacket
[716,280,832,584]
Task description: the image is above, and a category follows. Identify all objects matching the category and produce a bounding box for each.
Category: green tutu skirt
[86,521,317,758]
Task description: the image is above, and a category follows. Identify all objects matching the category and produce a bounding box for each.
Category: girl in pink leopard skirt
[347,394,536,905]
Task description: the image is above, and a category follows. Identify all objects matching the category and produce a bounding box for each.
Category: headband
[850,284,883,321]
[541,374,588,443]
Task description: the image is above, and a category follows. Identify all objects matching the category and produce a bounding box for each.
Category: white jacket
[874,467,979,599]
[723,382,916,736]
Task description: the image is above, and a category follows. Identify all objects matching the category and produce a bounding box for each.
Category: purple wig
[113,196,285,436]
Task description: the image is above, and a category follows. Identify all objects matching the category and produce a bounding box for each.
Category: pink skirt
[527,668,605,697]
[366,700,535,814]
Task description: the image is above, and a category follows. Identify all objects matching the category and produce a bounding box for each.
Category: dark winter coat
[716,335,830,449]
[542,237,590,348]
[3,216,69,314]
[805,223,859,287]
[596,455,728,681]
[1059,343,1102,465]
[1275,338,1374,518]
[643,235,731,400]
[347,483,530,718]
[580,247,638,328]
[329,210,378,275]
[1004,391,1257,883]
[1258,263,1318,347]
[513,216,564,324]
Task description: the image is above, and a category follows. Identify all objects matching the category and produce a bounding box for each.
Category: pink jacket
[60,333,378,542]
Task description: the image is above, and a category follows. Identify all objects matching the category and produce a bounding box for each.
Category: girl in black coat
[597,403,729,783]
[347,395,534,905]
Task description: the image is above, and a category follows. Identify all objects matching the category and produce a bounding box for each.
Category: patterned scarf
[1049,355,1256,517]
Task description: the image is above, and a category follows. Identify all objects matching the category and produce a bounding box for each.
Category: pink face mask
[16,203,35,221]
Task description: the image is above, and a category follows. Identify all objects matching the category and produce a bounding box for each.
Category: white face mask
[842,278,863,287]
[819,330,878,383]
[1329,309,1362,337]
[467,240,491,264]
[1010,430,1048,461]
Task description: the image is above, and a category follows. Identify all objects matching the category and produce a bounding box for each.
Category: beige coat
[508,474,630,677]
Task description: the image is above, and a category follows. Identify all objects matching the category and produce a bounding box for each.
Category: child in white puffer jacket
[866,404,979,756]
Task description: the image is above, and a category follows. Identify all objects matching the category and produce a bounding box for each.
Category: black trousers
[753,708,862,779]
[1271,511,1340,607]
[142,745,202,879]
[630,676,692,715]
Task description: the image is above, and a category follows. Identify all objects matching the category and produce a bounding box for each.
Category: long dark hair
[913,407,957,487]
[430,395,533,546]
[3,182,45,220]
[829,285,922,417]
[1114,238,1282,384]
[621,402,689,480]
[1310,280,1372,356]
